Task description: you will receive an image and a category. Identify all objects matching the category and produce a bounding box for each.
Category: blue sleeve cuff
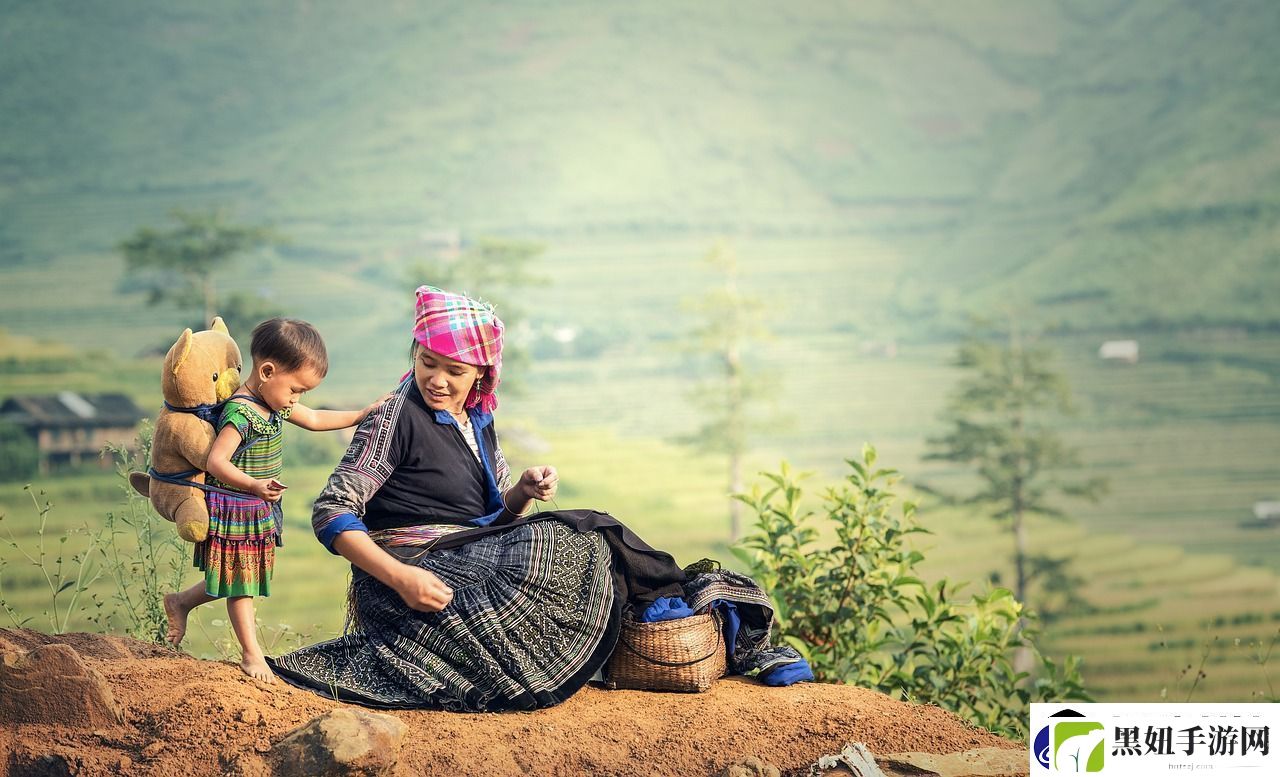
[471,507,505,527]
[318,513,369,554]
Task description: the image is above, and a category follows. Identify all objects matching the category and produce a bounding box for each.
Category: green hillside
[2,0,1279,340]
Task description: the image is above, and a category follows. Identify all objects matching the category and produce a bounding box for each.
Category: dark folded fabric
[423,508,689,607]
[684,568,806,677]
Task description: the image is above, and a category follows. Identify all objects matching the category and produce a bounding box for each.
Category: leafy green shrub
[732,445,1090,739]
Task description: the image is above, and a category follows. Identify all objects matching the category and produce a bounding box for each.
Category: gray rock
[269,707,408,777]
[809,743,888,776]
[0,643,124,728]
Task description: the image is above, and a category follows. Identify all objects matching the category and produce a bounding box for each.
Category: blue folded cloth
[759,657,815,686]
[711,599,740,663]
[640,596,696,622]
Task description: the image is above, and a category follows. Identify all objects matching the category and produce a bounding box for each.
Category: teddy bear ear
[210,317,230,335]
[171,328,194,376]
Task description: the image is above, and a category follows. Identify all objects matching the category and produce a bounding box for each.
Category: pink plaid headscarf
[411,285,504,414]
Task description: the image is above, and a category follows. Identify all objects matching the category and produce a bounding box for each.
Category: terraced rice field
[914,507,1280,702]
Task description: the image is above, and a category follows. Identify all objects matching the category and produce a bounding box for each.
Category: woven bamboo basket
[604,610,726,692]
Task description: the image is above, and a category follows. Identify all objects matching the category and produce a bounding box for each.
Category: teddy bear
[129,317,243,542]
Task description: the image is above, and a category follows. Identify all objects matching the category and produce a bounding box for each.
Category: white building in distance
[1099,340,1140,364]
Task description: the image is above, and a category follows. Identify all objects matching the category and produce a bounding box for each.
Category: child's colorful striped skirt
[193,490,282,598]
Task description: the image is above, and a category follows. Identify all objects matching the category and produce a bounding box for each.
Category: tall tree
[926,320,1106,617]
[119,208,278,327]
[679,240,770,540]
[0,420,39,481]
[404,236,546,388]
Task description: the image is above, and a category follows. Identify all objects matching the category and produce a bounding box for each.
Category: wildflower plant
[0,485,104,633]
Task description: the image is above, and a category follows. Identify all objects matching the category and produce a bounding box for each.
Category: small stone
[254,738,272,754]
[0,644,124,728]
[269,707,407,776]
[238,708,261,725]
[117,756,133,771]
[141,741,166,758]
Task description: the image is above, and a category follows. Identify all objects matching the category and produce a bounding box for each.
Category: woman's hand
[391,565,454,612]
[518,466,558,502]
[248,478,285,503]
[332,531,453,613]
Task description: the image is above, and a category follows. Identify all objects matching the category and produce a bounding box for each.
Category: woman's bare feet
[240,653,275,683]
[164,593,189,646]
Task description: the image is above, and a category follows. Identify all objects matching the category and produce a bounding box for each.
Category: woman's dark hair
[251,318,329,377]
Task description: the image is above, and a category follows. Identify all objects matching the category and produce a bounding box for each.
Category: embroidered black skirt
[269,519,618,711]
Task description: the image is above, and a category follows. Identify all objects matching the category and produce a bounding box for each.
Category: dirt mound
[0,629,1024,776]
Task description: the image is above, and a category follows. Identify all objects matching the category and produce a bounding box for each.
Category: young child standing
[164,317,386,681]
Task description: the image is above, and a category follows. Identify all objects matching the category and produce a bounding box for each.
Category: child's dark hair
[251,318,329,377]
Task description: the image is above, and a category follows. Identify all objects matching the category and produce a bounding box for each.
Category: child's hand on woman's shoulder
[358,392,395,422]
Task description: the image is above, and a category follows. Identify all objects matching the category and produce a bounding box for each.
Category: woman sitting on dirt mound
[268,285,803,710]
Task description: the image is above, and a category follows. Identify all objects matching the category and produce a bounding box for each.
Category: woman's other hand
[392,565,454,612]
[248,478,285,503]
[518,466,558,502]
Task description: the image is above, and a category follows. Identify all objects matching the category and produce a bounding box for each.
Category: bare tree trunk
[1012,502,1034,675]
[726,338,743,540]
[729,447,743,540]
[1010,322,1034,675]
[1013,492,1027,606]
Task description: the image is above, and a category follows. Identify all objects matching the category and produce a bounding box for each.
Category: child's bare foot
[164,593,189,646]
[240,654,275,683]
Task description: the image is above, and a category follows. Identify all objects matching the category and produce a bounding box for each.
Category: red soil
[0,628,1022,776]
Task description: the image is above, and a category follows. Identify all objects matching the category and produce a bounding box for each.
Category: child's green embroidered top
[194,399,292,598]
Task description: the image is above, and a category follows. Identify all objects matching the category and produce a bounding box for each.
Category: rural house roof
[0,392,145,429]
